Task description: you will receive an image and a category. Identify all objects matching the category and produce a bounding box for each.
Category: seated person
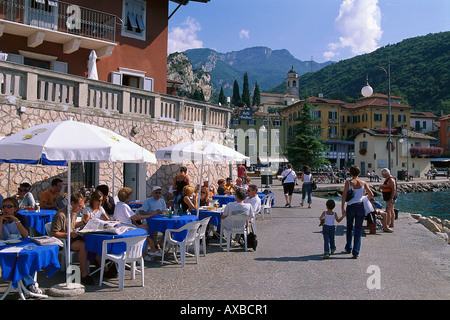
[40,178,63,210]
[243,177,252,191]
[16,182,36,208]
[217,179,231,195]
[371,170,380,182]
[50,193,96,285]
[140,186,167,249]
[82,190,116,223]
[195,179,216,198]
[56,186,68,211]
[234,178,245,191]
[221,188,255,231]
[0,197,43,294]
[224,177,235,193]
[244,184,261,220]
[95,185,115,217]
[197,186,210,207]
[113,187,160,258]
[367,171,372,181]
[180,185,197,213]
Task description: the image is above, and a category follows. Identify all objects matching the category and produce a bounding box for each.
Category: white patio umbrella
[0,119,156,287]
[87,50,98,80]
[155,140,249,216]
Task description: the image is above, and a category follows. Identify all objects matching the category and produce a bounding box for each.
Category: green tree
[242,73,251,107]
[232,80,241,107]
[252,82,261,107]
[218,87,227,105]
[284,98,329,168]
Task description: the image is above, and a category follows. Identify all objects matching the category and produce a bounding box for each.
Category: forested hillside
[267,32,450,114]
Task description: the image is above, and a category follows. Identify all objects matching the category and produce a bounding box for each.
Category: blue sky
[168,0,450,63]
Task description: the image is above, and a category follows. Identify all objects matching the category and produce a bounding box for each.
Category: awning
[258,156,288,163]
[430,158,450,162]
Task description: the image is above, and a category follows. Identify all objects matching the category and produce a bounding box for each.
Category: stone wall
[0,103,232,200]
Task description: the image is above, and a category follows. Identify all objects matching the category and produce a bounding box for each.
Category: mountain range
[183,47,333,97]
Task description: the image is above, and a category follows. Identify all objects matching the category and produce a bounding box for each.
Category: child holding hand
[319,199,344,259]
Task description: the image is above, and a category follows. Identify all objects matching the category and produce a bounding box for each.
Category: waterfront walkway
[2,177,450,302]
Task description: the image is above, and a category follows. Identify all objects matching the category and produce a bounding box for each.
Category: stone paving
[2,179,450,302]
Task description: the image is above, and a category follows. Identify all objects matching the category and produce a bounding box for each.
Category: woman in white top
[341,165,374,259]
[300,165,314,208]
[16,182,36,208]
[82,190,114,223]
[281,164,297,207]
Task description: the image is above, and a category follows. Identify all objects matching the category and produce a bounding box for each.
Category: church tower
[286,66,299,96]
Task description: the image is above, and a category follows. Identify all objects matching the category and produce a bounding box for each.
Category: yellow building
[279,94,413,168]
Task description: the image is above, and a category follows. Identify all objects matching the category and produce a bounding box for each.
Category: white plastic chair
[220,214,251,252]
[197,216,211,256]
[261,194,274,220]
[162,220,201,268]
[98,235,147,291]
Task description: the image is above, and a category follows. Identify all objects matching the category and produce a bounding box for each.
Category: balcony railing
[0,0,117,43]
[0,60,230,129]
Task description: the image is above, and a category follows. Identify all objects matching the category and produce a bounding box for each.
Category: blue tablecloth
[192,209,222,229]
[212,195,236,206]
[0,238,60,288]
[18,209,57,235]
[128,201,143,210]
[147,214,198,242]
[84,227,147,256]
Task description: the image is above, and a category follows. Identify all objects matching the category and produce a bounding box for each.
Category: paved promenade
[2,178,450,303]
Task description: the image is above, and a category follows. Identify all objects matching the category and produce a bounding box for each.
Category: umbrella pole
[7,163,10,197]
[196,157,203,217]
[66,161,72,284]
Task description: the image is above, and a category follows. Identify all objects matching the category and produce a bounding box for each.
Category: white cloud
[323,0,383,60]
[239,29,250,40]
[168,17,203,54]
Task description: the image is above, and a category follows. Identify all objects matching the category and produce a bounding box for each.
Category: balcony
[0,0,117,58]
[0,60,230,129]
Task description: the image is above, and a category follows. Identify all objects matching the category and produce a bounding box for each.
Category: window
[110,67,154,91]
[122,0,146,41]
[374,113,382,122]
[359,141,368,149]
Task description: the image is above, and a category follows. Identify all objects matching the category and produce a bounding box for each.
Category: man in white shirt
[221,188,255,231]
[244,184,261,220]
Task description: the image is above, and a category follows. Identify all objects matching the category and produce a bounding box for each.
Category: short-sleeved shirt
[113,202,134,225]
[83,205,106,220]
[141,197,166,214]
[222,201,255,220]
[217,186,226,195]
[40,189,60,209]
[244,195,261,215]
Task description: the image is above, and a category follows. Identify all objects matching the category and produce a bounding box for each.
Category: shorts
[283,182,295,195]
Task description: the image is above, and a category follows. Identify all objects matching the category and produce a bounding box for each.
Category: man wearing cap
[140,186,167,255]
[141,186,167,217]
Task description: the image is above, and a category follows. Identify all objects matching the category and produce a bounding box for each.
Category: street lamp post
[361,60,392,172]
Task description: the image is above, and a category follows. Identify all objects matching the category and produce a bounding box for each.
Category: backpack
[247,232,258,251]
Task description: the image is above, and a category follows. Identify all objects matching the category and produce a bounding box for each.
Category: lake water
[323,189,450,221]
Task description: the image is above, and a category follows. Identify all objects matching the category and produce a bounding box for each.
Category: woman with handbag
[341,165,374,259]
[300,165,314,209]
[281,164,297,207]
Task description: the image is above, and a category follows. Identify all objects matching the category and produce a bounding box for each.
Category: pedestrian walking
[281,164,297,207]
[300,165,313,208]
[341,165,374,259]
[319,199,344,259]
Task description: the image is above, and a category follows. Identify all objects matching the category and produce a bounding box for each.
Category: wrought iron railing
[0,0,117,42]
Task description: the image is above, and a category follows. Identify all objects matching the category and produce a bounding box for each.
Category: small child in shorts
[319,199,344,259]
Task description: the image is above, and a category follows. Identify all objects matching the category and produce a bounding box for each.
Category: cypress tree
[242,73,251,107]
[252,82,261,107]
[232,80,241,107]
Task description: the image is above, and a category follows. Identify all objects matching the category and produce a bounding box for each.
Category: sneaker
[149,251,162,257]
[323,254,330,259]
[26,284,43,295]
[331,249,336,254]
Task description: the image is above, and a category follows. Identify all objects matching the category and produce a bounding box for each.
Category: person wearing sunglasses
[16,182,36,208]
[0,197,43,295]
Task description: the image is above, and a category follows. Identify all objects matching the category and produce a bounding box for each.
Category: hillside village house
[438,114,450,155]
[279,94,412,169]
[354,128,436,179]
[0,0,234,200]
[410,111,438,134]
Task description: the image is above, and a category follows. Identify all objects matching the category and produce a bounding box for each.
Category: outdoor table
[0,238,60,299]
[257,192,275,206]
[83,227,147,256]
[128,201,143,210]
[18,209,57,236]
[212,195,236,207]
[192,209,222,229]
[147,214,198,242]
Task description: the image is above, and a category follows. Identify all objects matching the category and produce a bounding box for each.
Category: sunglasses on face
[154,191,161,194]
[2,205,15,209]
